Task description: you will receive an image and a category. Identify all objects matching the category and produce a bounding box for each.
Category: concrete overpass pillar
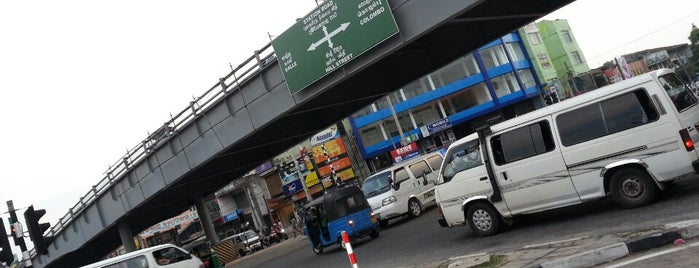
[118,221,137,253]
[195,196,220,245]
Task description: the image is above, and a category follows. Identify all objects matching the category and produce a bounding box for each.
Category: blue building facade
[348,32,545,171]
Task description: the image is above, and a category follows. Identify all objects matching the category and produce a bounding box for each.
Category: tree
[688,24,699,78]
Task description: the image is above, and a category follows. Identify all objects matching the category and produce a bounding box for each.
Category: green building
[519,19,591,98]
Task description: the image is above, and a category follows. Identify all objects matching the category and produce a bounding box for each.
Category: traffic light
[1,218,14,264]
[24,205,52,255]
[10,222,22,239]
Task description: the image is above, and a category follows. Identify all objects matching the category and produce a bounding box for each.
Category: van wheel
[408,198,422,218]
[238,249,246,257]
[610,168,657,208]
[466,203,501,236]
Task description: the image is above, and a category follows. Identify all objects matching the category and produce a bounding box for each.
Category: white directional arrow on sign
[307,22,350,51]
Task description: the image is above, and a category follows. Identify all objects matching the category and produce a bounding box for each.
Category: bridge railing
[46,42,279,240]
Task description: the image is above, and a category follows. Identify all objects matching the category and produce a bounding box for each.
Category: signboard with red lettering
[390,142,419,163]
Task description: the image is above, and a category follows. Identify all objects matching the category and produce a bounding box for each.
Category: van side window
[659,74,697,111]
[442,140,481,183]
[426,155,443,171]
[104,256,148,268]
[557,90,659,146]
[394,168,410,184]
[153,247,190,266]
[491,121,555,165]
[409,161,430,178]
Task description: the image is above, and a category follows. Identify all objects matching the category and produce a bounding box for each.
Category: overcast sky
[1,0,698,256]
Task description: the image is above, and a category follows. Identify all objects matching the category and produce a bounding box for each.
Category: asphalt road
[229,179,699,268]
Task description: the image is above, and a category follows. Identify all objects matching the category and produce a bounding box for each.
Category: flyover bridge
[32,0,573,266]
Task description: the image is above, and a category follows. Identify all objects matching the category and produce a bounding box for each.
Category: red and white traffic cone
[341,231,359,268]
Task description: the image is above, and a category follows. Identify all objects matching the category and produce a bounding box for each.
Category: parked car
[222,230,262,256]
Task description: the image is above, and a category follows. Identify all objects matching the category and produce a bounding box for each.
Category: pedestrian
[305,206,321,248]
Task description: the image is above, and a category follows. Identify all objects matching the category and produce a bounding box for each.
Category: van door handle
[479,177,488,181]
[502,172,508,180]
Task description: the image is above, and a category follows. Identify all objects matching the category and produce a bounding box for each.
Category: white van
[80,244,204,268]
[361,152,443,227]
[221,229,261,256]
[435,69,699,236]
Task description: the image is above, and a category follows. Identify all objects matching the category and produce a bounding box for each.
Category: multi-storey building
[520,19,591,98]
[348,32,544,172]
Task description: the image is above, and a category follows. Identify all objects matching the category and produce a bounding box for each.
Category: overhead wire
[587,10,699,63]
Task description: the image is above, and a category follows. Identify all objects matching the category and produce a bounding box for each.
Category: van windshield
[242,230,257,239]
[442,139,482,183]
[659,74,697,112]
[361,171,392,198]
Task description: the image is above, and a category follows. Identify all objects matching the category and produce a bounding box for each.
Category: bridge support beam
[195,196,220,245]
[118,221,137,253]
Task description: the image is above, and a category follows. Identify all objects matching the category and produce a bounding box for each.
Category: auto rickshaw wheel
[378,219,389,228]
[370,229,380,239]
[312,245,323,255]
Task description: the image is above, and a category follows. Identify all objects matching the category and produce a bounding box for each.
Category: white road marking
[605,241,699,268]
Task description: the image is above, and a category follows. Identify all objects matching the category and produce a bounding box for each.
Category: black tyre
[238,249,246,257]
[408,198,422,218]
[370,228,380,239]
[610,168,657,208]
[466,203,501,237]
[378,219,389,228]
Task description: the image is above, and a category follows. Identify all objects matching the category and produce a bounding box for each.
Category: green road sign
[272,0,399,94]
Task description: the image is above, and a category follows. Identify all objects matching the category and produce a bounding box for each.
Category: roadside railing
[46,42,279,241]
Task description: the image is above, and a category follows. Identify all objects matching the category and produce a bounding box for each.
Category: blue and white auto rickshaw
[303,186,379,254]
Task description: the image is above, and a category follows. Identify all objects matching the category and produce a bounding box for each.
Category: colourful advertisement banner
[283,179,304,197]
[318,157,352,177]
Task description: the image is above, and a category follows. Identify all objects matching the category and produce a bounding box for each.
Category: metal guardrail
[47,43,279,240]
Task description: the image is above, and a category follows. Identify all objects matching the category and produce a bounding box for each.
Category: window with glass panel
[401,77,431,100]
[358,121,385,146]
[491,121,555,165]
[528,32,541,44]
[412,103,441,127]
[538,54,552,69]
[444,83,491,115]
[491,73,521,97]
[433,57,469,88]
[517,69,537,89]
[375,92,403,110]
[479,45,509,70]
[463,54,480,77]
[571,51,584,65]
[352,105,375,118]
[556,89,659,146]
[382,111,414,137]
[561,30,573,43]
[505,43,526,62]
